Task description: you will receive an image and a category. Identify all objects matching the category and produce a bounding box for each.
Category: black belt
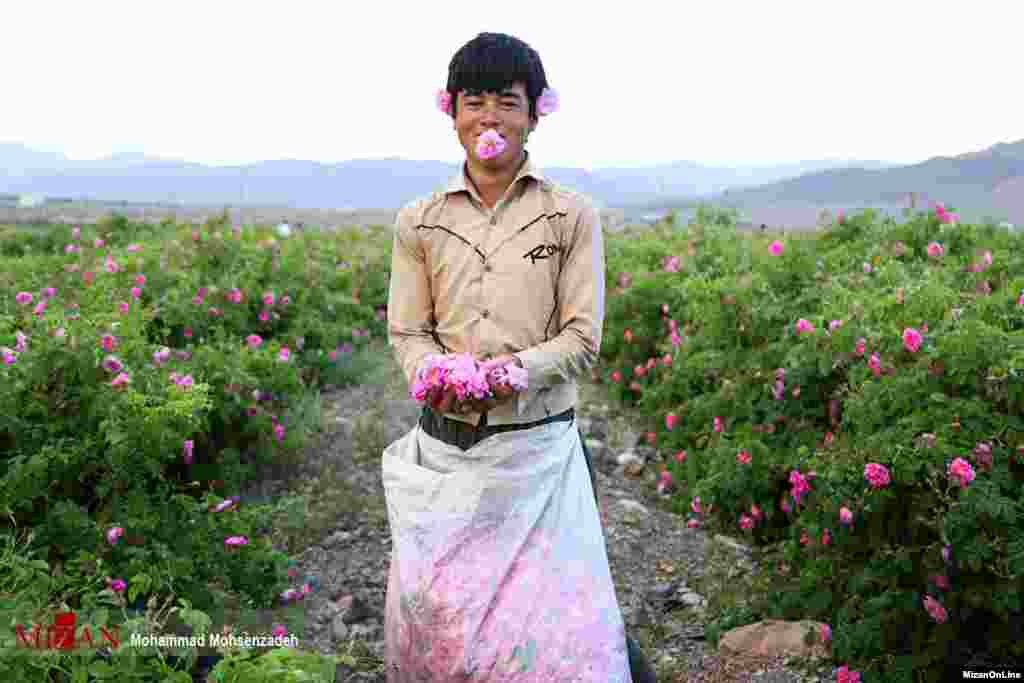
[419,405,574,450]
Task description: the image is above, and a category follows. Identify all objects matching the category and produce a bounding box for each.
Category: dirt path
[248,339,833,682]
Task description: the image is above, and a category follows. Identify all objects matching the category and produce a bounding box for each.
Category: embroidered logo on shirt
[523,243,561,264]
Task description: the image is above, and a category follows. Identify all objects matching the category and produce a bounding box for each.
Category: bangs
[449,56,534,98]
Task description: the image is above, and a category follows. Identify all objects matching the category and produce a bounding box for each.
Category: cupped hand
[427,354,523,415]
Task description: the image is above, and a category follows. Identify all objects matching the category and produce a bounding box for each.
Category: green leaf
[88,661,113,677]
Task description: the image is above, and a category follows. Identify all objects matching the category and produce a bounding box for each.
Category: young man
[386,32,656,682]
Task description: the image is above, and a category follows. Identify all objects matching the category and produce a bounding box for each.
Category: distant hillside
[692,139,1024,225]
[5,139,1019,226]
[0,142,899,211]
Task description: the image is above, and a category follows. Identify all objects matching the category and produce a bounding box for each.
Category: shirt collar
[442,151,547,201]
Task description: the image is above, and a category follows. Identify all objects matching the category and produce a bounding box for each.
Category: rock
[673,624,705,641]
[658,654,677,668]
[316,600,343,625]
[713,534,753,557]
[584,438,609,462]
[648,582,676,600]
[679,591,705,608]
[586,418,608,441]
[334,593,374,624]
[635,445,657,462]
[624,462,645,478]
[618,499,650,517]
[348,623,377,639]
[331,614,349,641]
[752,671,801,683]
[616,451,645,467]
[620,430,639,449]
[324,531,353,548]
[718,620,831,660]
[626,601,654,628]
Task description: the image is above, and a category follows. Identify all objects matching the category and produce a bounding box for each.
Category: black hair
[445,32,549,122]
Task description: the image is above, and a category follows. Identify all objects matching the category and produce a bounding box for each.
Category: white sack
[381,415,632,682]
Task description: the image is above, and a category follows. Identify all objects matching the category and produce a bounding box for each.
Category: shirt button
[484,264,492,272]
[481,310,489,319]
[490,216,497,226]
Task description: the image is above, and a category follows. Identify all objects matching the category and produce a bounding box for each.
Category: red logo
[15,611,120,650]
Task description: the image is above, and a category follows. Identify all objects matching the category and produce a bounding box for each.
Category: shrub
[1,217,392,680]
[598,205,1024,680]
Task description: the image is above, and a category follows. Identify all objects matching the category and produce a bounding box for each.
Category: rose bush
[0,212,388,679]
[597,204,1024,680]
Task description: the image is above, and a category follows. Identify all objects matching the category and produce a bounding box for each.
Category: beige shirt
[386,152,606,427]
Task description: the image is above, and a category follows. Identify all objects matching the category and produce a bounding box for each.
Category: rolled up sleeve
[387,207,445,390]
[513,200,605,401]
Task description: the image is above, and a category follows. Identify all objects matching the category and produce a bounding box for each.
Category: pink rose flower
[536,87,559,116]
[795,318,815,335]
[864,463,891,488]
[106,526,124,545]
[923,595,947,623]
[837,665,861,683]
[947,457,975,487]
[902,327,923,353]
[435,89,452,115]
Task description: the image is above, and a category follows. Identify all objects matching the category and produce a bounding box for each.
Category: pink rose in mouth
[476,130,506,160]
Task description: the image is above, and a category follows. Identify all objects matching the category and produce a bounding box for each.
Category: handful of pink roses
[411,352,528,406]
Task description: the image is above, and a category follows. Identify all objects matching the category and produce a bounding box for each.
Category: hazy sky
[3,1,1021,170]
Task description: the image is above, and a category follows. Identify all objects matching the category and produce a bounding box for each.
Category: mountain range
[1,139,1021,226]
[697,139,1024,226]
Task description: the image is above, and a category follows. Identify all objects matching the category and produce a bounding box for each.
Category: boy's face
[453,81,537,169]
